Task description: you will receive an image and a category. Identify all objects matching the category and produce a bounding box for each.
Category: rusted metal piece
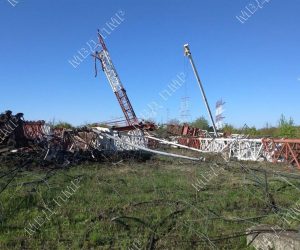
[23,121,47,140]
[112,122,156,132]
[0,111,51,152]
[53,128,65,137]
[262,139,300,169]
[178,137,201,149]
[167,124,183,135]
[63,129,99,152]
[0,110,24,147]
[146,135,203,152]
[43,128,99,163]
[167,123,208,137]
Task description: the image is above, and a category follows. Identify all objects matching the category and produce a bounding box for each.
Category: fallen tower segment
[93,129,204,161]
[176,136,300,168]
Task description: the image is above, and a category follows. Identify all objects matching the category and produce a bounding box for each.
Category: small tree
[297,127,300,138]
[54,121,73,129]
[245,126,257,137]
[278,114,296,138]
[191,116,210,130]
[222,124,235,135]
[168,118,181,125]
[258,126,278,138]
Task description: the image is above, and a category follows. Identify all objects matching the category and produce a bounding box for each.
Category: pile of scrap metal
[0,111,203,167]
[167,123,211,138]
[44,126,153,164]
[0,110,48,153]
[0,112,149,165]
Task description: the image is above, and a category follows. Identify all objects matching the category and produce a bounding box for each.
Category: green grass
[1,154,300,249]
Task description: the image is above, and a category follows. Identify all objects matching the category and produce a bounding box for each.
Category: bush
[190,116,210,130]
[277,114,297,138]
[222,124,236,135]
[54,121,73,129]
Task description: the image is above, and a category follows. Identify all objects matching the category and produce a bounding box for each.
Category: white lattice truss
[196,138,267,162]
[176,137,300,168]
[89,129,300,167]
[92,131,269,163]
[91,129,202,161]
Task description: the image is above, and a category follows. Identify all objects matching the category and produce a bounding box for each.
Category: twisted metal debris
[0,111,202,167]
[165,123,300,169]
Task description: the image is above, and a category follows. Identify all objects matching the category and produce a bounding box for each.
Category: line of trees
[184,114,299,138]
[50,114,300,139]
[222,115,300,138]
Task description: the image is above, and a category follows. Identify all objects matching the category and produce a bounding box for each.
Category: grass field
[1,150,300,249]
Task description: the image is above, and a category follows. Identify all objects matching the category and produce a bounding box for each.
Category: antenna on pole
[184,44,218,137]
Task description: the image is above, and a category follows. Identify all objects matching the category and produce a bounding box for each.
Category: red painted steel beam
[262,138,300,169]
[23,121,46,140]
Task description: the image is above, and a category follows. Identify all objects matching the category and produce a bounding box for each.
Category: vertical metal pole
[184,44,218,137]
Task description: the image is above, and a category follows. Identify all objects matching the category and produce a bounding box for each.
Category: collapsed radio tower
[93,30,138,126]
[215,99,225,130]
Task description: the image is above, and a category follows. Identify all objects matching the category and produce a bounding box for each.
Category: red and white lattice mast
[93,30,138,126]
[215,99,225,130]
